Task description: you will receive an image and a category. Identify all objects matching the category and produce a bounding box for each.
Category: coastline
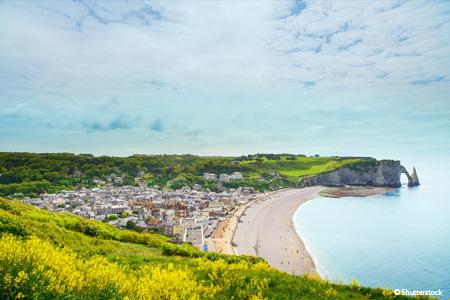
[232,187,323,275]
[230,186,392,276]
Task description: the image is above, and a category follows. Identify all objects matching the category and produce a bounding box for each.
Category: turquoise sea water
[294,160,450,298]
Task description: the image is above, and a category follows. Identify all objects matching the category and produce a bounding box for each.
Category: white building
[219,174,230,182]
[114,176,123,185]
[203,173,217,181]
[183,225,204,247]
[94,204,128,215]
[230,172,244,181]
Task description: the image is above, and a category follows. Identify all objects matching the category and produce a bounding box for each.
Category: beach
[233,187,324,275]
[320,186,392,198]
[213,186,393,276]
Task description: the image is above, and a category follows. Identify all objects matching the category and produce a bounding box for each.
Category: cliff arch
[400,166,420,187]
[301,160,420,188]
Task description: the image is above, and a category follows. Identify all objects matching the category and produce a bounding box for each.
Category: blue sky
[0,0,449,160]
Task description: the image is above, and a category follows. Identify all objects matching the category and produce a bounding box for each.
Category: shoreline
[232,187,323,275]
[231,186,392,276]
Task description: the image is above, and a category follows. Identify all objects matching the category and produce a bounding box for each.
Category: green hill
[0,152,370,197]
[0,197,417,300]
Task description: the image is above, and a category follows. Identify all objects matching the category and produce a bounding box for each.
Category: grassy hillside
[0,152,370,196]
[0,197,417,300]
[240,156,361,178]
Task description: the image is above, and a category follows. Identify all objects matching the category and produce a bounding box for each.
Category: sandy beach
[233,187,324,275]
[320,186,392,198]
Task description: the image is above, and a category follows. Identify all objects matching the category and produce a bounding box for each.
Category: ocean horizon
[294,158,450,299]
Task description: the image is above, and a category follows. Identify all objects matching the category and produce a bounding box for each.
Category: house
[243,187,255,194]
[146,217,161,229]
[193,212,209,229]
[93,178,106,185]
[230,172,244,181]
[106,174,115,183]
[219,174,230,182]
[203,173,217,181]
[183,225,204,247]
[94,204,127,215]
[137,220,148,229]
[163,220,179,236]
[106,173,123,185]
[113,176,123,185]
[180,217,196,225]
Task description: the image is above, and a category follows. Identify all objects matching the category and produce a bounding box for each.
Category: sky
[0,0,449,161]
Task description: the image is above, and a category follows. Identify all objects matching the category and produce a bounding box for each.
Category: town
[20,172,260,250]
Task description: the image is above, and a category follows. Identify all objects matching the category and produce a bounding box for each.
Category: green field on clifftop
[240,156,361,178]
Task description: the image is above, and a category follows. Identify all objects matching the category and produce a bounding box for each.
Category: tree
[126,220,136,230]
[107,214,118,221]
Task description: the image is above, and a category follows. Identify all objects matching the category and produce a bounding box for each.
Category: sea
[293,158,450,299]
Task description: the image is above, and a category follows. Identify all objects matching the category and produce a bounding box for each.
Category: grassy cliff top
[0,197,415,300]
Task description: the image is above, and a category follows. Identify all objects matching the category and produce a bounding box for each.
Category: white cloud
[0,0,449,156]
[1,1,449,95]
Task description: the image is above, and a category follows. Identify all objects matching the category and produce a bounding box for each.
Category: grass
[240,156,361,179]
[0,197,426,299]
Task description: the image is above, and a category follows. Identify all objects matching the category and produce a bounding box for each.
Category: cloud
[35,1,166,31]
[290,0,307,16]
[0,0,449,156]
[337,38,363,52]
[2,0,449,97]
[149,118,164,132]
[82,115,133,132]
[409,75,446,85]
[148,80,166,90]
[279,0,307,19]
[186,128,202,141]
[302,81,316,88]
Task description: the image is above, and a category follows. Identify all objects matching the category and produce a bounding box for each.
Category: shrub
[162,243,202,258]
[0,235,218,300]
[0,212,29,237]
[73,221,101,237]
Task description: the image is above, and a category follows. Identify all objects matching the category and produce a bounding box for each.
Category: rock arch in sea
[400,166,420,187]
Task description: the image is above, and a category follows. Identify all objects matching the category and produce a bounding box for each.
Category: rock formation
[409,167,420,187]
[301,160,420,188]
